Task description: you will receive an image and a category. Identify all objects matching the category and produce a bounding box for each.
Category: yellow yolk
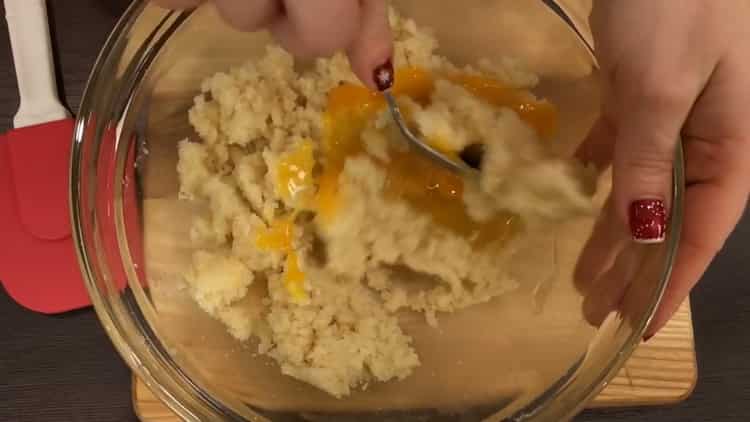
[262,67,557,295]
[255,216,307,301]
[445,73,558,140]
[323,68,557,141]
[255,216,294,251]
[314,68,437,221]
[284,251,306,300]
[382,148,518,246]
[314,67,556,245]
[425,136,460,158]
[276,139,316,207]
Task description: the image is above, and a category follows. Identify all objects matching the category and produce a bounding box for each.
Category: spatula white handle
[5,0,70,129]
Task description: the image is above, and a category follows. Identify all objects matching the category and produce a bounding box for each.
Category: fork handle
[5,0,70,129]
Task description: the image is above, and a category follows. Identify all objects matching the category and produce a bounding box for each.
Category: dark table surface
[1,1,748,421]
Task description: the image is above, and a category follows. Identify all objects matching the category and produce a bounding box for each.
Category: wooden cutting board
[132,301,696,420]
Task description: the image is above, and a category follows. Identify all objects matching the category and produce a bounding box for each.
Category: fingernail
[629,199,666,243]
[373,59,394,91]
[643,334,654,343]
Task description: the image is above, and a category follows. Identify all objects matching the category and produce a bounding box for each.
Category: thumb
[346,0,393,91]
[610,76,698,243]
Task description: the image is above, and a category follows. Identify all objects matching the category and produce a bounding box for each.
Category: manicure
[629,199,667,243]
[373,59,394,91]
[643,334,654,343]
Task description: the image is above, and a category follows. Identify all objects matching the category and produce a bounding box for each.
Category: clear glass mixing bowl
[70,1,683,420]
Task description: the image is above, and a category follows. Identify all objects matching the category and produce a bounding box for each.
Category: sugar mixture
[176,10,595,397]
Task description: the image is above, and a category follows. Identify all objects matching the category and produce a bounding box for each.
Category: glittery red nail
[629,199,667,243]
[373,59,394,91]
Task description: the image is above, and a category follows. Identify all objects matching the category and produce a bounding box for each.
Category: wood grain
[132,302,696,421]
[589,301,696,407]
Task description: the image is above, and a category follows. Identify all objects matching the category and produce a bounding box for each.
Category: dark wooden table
[1,1,748,421]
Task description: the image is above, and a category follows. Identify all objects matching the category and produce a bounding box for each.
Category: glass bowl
[70,1,683,421]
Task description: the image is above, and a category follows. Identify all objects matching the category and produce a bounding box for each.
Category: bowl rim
[69,1,684,420]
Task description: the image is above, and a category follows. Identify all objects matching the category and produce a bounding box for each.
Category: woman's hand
[151,0,395,91]
[576,0,750,338]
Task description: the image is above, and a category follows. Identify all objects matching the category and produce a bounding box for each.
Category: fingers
[577,136,750,337]
[644,140,750,337]
[271,0,361,58]
[212,0,282,32]
[644,48,750,336]
[167,0,395,90]
[583,0,750,339]
[610,69,701,244]
[594,1,712,245]
[151,0,202,8]
[347,0,394,91]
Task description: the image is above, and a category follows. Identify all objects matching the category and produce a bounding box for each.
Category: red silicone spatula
[0,0,86,313]
[0,0,138,313]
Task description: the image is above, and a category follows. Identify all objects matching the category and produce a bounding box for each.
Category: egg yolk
[265,67,559,298]
[315,67,558,244]
[444,73,558,140]
[283,251,306,300]
[276,139,316,207]
[255,216,307,301]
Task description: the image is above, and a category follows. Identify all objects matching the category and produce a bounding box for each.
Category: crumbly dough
[175,10,595,398]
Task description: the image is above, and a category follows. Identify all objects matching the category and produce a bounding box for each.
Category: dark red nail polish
[373,59,394,91]
[643,334,654,343]
[629,199,666,243]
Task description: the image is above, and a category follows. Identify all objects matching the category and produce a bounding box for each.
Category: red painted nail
[629,199,666,243]
[643,334,654,343]
[373,59,394,91]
